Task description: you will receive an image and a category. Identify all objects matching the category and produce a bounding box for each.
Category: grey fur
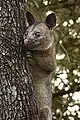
[24,12,56,120]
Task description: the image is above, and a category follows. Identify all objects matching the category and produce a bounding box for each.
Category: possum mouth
[24,39,40,49]
[24,39,33,49]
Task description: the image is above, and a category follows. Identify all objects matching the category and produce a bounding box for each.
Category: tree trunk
[0,0,39,120]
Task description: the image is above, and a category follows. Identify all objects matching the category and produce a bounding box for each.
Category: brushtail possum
[24,11,56,120]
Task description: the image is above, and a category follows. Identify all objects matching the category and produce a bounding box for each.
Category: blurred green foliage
[26,0,80,120]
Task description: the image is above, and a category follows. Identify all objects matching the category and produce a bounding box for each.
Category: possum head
[24,11,56,50]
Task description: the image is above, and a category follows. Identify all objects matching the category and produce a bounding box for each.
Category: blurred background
[26,0,80,120]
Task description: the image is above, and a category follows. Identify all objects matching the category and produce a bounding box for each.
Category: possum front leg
[39,106,52,120]
[33,71,52,120]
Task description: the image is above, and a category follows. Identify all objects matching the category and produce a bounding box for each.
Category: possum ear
[26,11,36,25]
[45,13,56,29]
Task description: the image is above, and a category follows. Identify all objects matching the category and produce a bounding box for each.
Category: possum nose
[24,39,33,48]
[24,39,29,45]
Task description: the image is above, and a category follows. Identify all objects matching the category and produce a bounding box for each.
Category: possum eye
[33,32,41,38]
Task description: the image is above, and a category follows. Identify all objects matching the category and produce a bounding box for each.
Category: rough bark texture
[0,0,39,120]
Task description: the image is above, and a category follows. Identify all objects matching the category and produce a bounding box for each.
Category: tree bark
[0,0,39,120]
